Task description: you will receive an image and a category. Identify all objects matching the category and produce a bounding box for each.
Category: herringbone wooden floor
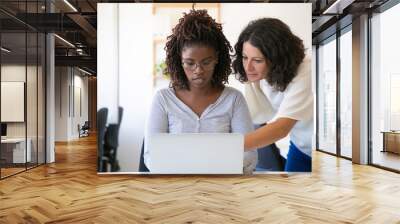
[1,135,400,223]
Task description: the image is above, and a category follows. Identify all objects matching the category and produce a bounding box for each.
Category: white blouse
[244,57,313,157]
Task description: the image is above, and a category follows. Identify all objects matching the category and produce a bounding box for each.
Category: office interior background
[1,0,399,178]
[0,0,400,222]
[0,0,97,179]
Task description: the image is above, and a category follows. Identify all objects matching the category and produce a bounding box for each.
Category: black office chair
[97,108,108,172]
[79,121,90,138]
[139,139,149,172]
[103,107,124,172]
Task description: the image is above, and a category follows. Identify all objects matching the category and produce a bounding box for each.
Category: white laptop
[148,133,244,174]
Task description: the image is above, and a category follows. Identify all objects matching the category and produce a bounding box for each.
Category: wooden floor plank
[1,134,400,223]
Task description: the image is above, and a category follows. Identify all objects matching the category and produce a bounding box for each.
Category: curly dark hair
[232,18,305,92]
[164,9,232,90]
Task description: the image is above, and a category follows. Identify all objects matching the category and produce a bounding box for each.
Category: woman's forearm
[244,118,297,151]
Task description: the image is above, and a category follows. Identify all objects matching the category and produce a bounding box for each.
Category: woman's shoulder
[221,86,248,105]
[223,86,245,97]
[152,87,176,103]
[295,56,312,79]
[154,87,174,97]
[283,57,312,93]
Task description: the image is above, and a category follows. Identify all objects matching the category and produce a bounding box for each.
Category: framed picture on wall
[1,81,25,122]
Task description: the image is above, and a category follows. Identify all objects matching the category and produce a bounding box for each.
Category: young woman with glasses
[144,9,257,174]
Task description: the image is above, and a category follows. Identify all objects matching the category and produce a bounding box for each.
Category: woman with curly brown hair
[144,9,257,174]
[232,18,312,172]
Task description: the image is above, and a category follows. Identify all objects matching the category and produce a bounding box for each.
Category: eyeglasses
[181,59,216,71]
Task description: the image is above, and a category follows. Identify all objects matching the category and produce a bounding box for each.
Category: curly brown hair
[232,18,305,92]
[164,9,232,90]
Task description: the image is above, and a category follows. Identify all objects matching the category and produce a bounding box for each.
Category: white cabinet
[1,138,31,163]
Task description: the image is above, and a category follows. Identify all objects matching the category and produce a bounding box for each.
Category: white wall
[1,65,34,137]
[97,3,119,124]
[55,67,68,141]
[1,64,46,163]
[1,65,26,81]
[1,65,26,143]
[55,67,89,141]
[118,4,153,172]
[72,73,89,137]
[221,3,312,57]
[97,3,153,171]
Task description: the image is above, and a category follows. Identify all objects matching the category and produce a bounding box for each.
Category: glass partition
[317,36,337,155]
[38,32,45,165]
[339,28,352,158]
[0,1,46,179]
[1,30,28,177]
[370,3,400,171]
[27,31,38,169]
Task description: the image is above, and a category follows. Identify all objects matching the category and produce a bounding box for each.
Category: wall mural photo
[97,3,313,174]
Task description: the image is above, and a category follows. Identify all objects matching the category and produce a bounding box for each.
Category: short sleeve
[231,91,254,134]
[244,82,275,124]
[230,90,258,173]
[275,61,313,122]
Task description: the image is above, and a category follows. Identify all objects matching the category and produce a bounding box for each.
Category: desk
[381,131,400,154]
[1,138,31,163]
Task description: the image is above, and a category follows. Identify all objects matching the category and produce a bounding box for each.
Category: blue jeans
[284,141,311,172]
[254,124,286,171]
[255,143,286,171]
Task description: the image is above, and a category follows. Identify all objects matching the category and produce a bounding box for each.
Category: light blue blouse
[144,86,257,173]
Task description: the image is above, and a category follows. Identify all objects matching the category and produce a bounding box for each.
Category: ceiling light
[323,0,355,15]
[78,67,92,76]
[76,48,86,56]
[1,47,11,53]
[54,34,75,48]
[63,0,78,12]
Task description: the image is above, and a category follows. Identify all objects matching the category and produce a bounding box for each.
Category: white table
[1,138,31,163]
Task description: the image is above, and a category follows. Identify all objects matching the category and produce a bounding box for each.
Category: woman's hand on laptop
[243,151,258,175]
